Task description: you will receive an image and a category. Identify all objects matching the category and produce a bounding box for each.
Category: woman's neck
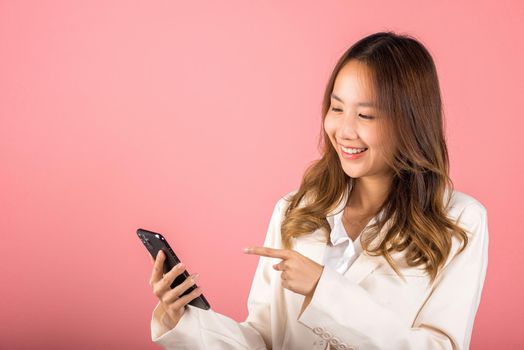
[348,174,393,215]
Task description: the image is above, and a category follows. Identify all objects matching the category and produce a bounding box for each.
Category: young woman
[148,31,489,350]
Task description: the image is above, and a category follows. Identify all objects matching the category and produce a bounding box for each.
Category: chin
[341,168,364,179]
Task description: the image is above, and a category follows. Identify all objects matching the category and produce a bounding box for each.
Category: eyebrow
[330,93,376,107]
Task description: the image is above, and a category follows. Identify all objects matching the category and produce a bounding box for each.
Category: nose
[339,113,359,139]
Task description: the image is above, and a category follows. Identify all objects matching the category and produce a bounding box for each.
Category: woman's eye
[330,108,374,120]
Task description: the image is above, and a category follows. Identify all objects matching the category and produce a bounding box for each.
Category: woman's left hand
[243,246,324,297]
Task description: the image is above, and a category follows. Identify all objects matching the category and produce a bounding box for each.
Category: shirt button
[338,345,357,350]
[321,331,333,340]
[313,326,324,335]
[329,336,341,346]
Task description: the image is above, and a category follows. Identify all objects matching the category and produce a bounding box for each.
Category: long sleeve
[150,197,287,349]
[297,201,489,350]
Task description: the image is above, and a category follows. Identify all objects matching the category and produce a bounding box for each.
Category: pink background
[1,1,522,349]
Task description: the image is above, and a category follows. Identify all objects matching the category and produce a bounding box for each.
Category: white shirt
[322,206,365,275]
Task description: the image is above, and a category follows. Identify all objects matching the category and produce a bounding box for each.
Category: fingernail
[177,262,185,269]
[243,247,250,253]
[193,274,200,281]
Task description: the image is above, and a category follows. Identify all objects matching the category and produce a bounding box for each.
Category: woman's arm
[297,201,489,350]
[150,197,288,349]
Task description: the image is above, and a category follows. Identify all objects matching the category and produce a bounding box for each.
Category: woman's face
[324,60,395,180]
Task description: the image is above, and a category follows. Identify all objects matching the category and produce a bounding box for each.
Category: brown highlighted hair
[280,31,468,284]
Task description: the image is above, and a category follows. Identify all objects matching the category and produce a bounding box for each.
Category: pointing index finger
[244,246,291,259]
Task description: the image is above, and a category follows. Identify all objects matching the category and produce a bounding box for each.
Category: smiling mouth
[340,146,368,154]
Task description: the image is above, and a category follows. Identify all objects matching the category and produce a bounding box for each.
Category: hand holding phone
[150,249,203,328]
[138,228,210,328]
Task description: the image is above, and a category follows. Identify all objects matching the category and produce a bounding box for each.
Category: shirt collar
[326,180,353,231]
[327,180,353,246]
[330,207,350,246]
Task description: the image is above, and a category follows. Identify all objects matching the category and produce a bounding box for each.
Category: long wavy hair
[280,31,468,284]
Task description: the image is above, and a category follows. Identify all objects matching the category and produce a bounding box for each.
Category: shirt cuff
[151,301,204,348]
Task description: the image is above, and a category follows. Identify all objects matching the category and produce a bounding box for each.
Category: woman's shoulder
[446,189,488,238]
[282,188,300,201]
[267,188,301,221]
[273,188,300,209]
[447,189,487,216]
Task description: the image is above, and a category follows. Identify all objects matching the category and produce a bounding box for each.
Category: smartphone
[137,228,210,310]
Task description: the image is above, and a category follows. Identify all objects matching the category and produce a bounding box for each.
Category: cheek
[323,116,337,139]
[361,129,379,148]
[366,131,394,163]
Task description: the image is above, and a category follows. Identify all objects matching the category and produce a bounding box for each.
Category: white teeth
[341,146,367,154]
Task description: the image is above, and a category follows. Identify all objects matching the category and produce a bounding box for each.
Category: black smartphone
[137,228,210,310]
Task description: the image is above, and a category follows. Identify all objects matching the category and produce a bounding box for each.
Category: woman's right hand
[149,250,203,329]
